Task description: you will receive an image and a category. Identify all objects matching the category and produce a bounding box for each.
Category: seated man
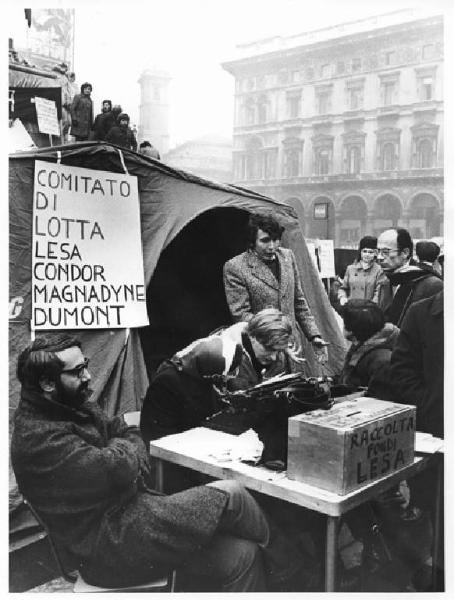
[140,308,302,444]
[11,335,307,592]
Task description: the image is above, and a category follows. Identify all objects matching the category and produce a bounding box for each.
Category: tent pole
[49,134,53,147]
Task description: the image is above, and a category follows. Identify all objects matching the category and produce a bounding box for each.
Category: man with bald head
[376,228,442,326]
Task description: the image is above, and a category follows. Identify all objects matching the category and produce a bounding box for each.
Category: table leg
[155,458,164,493]
[432,455,444,591]
[325,515,339,592]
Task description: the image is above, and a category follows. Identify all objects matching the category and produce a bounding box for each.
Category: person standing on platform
[223,212,328,371]
[105,112,138,151]
[338,236,384,306]
[91,99,112,141]
[70,82,93,141]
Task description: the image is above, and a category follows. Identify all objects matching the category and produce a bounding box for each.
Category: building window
[336,60,345,74]
[247,78,255,91]
[305,66,315,80]
[321,64,331,78]
[285,148,301,177]
[347,146,361,174]
[349,87,363,110]
[422,44,434,60]
[385,51,396,66]
[263,149,277,178]
[382,142,395,170]
[286,92,301,118]
[317,91,331,114]
[257,96,267,124]
[315,148,330,175]
[421,77,433,100]
[417,138,433,168]
[382,81,395,106]
[352,58,362,73]
[244,98,255,125]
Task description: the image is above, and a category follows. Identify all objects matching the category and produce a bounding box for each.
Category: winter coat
[140,322,282,443]
[338,261,384,303]
[391,291,443,438]
[91,111,114,141]
[379,264,443,327]
[70,93,93,139]
[11,388,227,587]
[105,124,138,151]
[223,248,320,363]
[340,322,400,401]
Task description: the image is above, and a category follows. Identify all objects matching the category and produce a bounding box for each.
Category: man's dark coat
[381,266,443,327]
[11,389,227,587]
[391,291,443,438]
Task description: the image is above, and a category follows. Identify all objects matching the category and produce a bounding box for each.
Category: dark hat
[359,236,377,251]
[117,112,130,123]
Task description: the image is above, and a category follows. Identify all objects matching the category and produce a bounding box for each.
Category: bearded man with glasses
[11,334,313,592]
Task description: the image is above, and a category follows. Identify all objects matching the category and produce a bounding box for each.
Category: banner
[306,239,335,279]
[32,161,149,330]
[35,97,60,136]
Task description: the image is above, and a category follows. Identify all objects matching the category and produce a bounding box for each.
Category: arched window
[418,138,433,168]
[245,138,263,179]
[382,143,395,171]
[347,146,361,174]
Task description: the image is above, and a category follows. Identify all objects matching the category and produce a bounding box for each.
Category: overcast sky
[8,0,451,148]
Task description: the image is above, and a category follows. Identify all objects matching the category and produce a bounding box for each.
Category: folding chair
[23,499,177,593]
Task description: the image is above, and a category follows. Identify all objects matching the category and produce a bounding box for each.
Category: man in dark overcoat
[11,335,306,592]
[223,213,328,371]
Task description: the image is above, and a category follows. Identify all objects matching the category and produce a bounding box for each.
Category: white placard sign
[34,97,60,136]
[317,239,335,279]
[32,161,149,330]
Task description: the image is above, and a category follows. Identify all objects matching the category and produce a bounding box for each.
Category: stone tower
[138,69,171,155]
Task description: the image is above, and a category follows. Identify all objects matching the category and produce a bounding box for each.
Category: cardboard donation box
[287,397,416,495]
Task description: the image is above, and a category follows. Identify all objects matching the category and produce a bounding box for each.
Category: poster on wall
[32,161,149,330]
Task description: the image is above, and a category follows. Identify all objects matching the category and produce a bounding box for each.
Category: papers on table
[415,432,444,454]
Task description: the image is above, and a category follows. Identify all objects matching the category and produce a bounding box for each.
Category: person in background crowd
[105,112,138,151]
[223,213,328,371]
[11,334,310,593]
[91,99,112,141]
[139,140,161,160]
[376,228,443,326]
[338,236,384,306]
[415,240,442,277]
[70,82,93,141]
[390,290,444,591]
[338,299,399,400]
[140,308,298,444]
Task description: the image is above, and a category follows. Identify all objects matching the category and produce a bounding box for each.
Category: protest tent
[9,141,346,519]
[10,140,347,415]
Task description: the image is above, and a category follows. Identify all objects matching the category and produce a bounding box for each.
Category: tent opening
[139,207,250,377]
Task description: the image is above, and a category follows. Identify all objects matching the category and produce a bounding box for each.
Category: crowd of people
[60,75,160,158]
[11,211,444,592]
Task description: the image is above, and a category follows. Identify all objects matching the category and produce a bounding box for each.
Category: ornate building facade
[222,10,443,247]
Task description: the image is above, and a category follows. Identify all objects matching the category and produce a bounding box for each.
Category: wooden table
[149,427,436,591]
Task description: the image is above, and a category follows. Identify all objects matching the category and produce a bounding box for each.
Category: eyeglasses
[61,358,89,378]
[376,248,397,257]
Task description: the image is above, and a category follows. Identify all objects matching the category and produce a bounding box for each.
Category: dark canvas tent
[9,141,346,526]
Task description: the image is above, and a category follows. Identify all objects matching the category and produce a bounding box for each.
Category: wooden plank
[149,427,429,516]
